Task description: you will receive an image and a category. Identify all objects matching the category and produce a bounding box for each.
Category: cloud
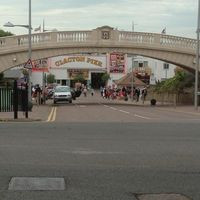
[0,0,198,38]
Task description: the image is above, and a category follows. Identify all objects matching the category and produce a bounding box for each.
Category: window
[139,62,143,68]
[163,63,169,70]
[144,61,148,67]
[133,61,139,67]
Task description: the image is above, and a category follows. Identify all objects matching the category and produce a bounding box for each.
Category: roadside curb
[0,118,42,122]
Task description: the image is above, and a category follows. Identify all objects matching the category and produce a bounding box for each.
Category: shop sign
[55,56,103,68]
[68,69,89,80]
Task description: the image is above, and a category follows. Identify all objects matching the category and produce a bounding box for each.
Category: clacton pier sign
[53,56,104,68]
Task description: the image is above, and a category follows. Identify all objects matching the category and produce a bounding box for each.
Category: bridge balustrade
[0,30,197,52]
[119,31,196,50]
[57,31,92,42]
[119,32,156,44]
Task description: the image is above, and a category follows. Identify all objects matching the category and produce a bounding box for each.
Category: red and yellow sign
[31,59,49,72]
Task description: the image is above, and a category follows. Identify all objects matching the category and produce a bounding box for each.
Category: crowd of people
[31,82,148,104]
[100,86,148,103]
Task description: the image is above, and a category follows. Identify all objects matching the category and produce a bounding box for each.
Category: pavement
[0,103,51,122]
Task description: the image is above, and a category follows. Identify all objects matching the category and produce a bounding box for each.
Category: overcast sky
[0,0,198,38]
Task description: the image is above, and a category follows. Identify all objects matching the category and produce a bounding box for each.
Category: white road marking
[110,107,118,111]
[134,114,150,120]
[103,104,150,119]
[80,105,86,108]
[118,110,130,114]
[103,105,110,108]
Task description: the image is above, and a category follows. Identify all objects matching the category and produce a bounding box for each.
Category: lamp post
[4,0,32,105]
[195,0,200,110]
[131,56,135,102]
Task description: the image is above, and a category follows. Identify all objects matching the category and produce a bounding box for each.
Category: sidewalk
[0,104,52,122]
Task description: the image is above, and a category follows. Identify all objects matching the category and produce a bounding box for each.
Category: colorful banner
[109,53,126,73]
[31,59,49,72]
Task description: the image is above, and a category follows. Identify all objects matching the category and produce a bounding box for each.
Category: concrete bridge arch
[0,26,197,72]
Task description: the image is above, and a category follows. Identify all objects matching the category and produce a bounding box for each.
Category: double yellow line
[47,107,57,122]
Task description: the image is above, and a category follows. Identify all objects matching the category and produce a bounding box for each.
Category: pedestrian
[100,86,103,97]
[136,88,140,102]
[141,87,147,104]
[35,84,42,105]
[91,88,94,96]
[83,87,87,97]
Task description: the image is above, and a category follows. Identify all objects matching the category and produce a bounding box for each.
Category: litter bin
[151,99,156,106]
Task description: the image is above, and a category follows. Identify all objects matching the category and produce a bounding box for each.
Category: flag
[161,27,166,34]
[34,25,41,32]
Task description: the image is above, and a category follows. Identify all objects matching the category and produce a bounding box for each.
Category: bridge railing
[0,30,197,52]
[119,31,196,50]
[57,31,92,42]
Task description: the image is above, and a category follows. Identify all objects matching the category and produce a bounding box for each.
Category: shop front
[48,55,107,88]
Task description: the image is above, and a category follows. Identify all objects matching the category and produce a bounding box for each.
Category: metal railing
[0,81,29,119]
[0,87,13,112]
[0,30,197,52]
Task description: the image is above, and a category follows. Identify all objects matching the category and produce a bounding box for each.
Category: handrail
[0,30,197,52]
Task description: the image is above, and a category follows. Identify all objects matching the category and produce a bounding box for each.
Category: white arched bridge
[0,26,197,72]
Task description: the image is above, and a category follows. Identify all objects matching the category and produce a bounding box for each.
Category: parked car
[53,86,72,104]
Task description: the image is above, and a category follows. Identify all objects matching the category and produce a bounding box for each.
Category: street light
[195,0,200,110]
[4,22,29,29]
[131,56,135,102]
[4,0,32,107]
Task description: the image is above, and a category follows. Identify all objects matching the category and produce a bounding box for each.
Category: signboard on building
[109,53,126,73]
[31,59,49,72]
[68,69,89,80]
[49,56,107,71]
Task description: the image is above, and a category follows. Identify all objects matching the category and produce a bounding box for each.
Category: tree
[101,72,110,86]
[0,29,13,37]
[21,69,29,77]
[47,74,55,84]
[73,74,85,83]
[154,71,195,106]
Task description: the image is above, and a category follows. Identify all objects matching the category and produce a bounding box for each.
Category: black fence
[0,80,29,119]
[0,87,13,112]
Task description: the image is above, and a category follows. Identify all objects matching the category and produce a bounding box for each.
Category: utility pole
[131,57,134,102]
[195,0,200,110]
[27,0,32,112]
[132,21,137,32]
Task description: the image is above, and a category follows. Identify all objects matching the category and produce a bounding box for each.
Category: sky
[0,0,198,38]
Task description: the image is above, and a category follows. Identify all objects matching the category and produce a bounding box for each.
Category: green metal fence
[0,87,13,112]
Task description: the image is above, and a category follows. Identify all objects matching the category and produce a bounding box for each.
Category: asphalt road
[52,102,200,123]
[1,95,200,200]
[0,120,200,199]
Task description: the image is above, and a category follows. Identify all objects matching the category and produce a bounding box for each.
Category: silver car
[53,86,72,104]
